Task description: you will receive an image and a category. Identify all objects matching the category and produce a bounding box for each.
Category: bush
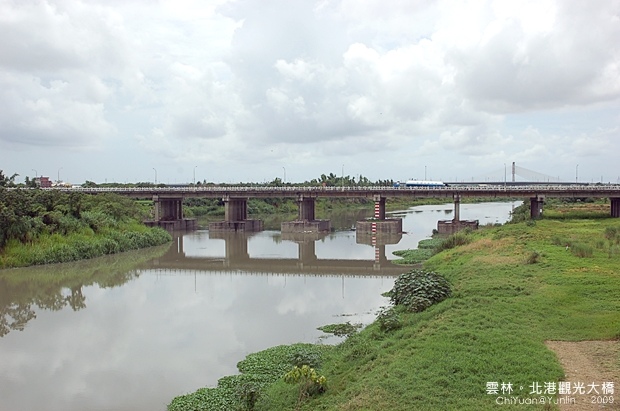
[386,269,452,313]
[570,243,594,258]
[376,306,402,332]
[82,211,116,232]
[434,231,471,254]
[604,226,620,245]
[525,251,540,264]
[289,347,323,368]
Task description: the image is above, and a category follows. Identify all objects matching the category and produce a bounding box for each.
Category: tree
[0,170,18,187]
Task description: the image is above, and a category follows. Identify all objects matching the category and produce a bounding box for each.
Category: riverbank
[0,223,171,268]
[169,207,620,410]
[0,189,171,268]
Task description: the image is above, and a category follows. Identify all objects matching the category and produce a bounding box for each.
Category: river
[0,201,520,411]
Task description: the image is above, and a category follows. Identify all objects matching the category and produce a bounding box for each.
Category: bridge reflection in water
[146,231,409,278]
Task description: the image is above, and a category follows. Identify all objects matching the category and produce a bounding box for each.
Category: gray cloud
[1,0,618,183]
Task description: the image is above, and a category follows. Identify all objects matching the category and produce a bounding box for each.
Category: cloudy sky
[1,0,619,185]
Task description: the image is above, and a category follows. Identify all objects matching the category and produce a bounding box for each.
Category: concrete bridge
[57,183,620,232]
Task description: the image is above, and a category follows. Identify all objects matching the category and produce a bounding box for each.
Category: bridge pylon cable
[514,165,561,182]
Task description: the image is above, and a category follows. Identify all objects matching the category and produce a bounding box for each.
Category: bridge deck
[48,184,620,200]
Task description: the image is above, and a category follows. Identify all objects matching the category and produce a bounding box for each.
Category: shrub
[386,269,452,313]
[604,226,620,245]
[376,306,402,332]
[525,251,540,264]
[551,235,567,246]
[570,243,594,258]
[434,231,472,254]
[284,365,327,410]
[289,347,323,368]
[82,211,116,232]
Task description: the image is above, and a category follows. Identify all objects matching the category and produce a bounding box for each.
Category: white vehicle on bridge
[404,180,447,188]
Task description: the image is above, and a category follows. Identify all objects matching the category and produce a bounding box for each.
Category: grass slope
[255,218,620,410]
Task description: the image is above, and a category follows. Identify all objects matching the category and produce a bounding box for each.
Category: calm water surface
[0,201,520,411]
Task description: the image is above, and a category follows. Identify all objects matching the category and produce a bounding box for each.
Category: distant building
[34,176,52,188]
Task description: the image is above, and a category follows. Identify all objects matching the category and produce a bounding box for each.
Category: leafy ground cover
[167,344,332,411]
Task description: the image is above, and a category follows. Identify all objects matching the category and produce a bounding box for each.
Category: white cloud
[0,0,619,183]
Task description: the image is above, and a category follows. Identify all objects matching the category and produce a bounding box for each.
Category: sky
[1,0,619,185]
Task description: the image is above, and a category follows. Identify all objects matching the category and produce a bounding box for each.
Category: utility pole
[576,164,579,183]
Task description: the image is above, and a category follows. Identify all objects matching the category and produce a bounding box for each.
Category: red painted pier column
[611,198,620,218]
[373,195,386,220]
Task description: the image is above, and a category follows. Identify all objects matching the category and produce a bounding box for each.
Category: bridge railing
[28,183,620,195]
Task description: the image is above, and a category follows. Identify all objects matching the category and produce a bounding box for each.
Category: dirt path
[546,340,620,410]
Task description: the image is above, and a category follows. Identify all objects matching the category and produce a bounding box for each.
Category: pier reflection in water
[0,201,520,411]
[154,231,406,276]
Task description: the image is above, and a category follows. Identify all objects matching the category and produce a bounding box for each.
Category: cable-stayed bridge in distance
[450,163,568,185]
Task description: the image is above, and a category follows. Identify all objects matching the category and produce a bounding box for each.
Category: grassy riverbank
[169,207,620,410]
[0,222,171,268]
[0,189,171,268]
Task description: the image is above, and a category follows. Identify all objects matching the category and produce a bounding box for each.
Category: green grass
[0,223,171,268]
[168,216,620,411]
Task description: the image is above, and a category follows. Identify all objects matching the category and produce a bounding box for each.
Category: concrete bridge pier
[209,196,263,232]
[611,198,620,218]
[153,195,183,221]
[374,195,386,220]
[145,195,196,231]
[281,195,330,233]
[437,193,479,234]
[225,197,247,221]
[356,195,402,234]
[453,194,460,221]
[298,196,316,221]
[530,195,545,219]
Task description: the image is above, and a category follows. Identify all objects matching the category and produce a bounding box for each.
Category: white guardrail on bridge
[35,184,620,194]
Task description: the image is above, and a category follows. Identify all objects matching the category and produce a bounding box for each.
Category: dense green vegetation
[0,188,171,268]
[168,344,332,411]
[169,202,620,410]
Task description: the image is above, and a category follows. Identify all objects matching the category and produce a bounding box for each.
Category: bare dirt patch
[546,340,619,410]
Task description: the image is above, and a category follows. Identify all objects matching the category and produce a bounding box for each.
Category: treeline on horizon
[0,169,394,188]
